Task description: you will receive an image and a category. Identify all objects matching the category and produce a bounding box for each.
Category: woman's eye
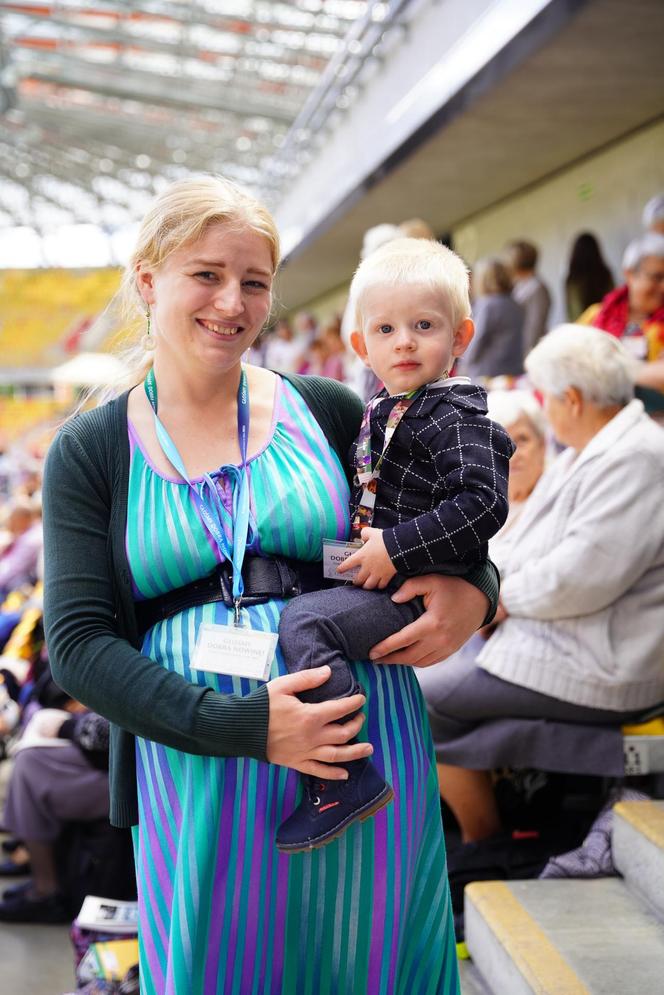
[417,319,432,330]
[244,280,270,291]
[378,324,393,334]
[195,271,216,281]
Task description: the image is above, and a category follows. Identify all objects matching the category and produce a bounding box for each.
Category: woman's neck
[151,355,242,416]
[507,485,532,504]
[573,403,623,453]
[628,302,650,324]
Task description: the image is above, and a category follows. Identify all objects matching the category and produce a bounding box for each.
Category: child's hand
[337,527,397,589]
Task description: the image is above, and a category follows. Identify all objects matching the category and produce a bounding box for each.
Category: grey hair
[622,232,664,271]
[642,194,664,229]
[486,389,547,439]
[525,324,635,407]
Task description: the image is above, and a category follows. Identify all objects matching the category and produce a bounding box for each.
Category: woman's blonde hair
[348,237,471,329]
[109,175,281,392]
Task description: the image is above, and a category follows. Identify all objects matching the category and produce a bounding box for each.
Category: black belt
[134,555,325,636]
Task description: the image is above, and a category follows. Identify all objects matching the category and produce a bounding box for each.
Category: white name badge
[623,335,648,359]
[322,539,362,580]
[191,623,278,682]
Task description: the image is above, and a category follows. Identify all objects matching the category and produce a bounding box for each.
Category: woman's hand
[634,358,664,391]
[266,666,373,779]
[478,597,507,639]
[369,574,490,667]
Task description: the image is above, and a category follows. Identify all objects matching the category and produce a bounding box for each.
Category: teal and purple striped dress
[126,376,460,995]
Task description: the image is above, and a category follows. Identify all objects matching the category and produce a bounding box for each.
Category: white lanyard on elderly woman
[143,369,277,681]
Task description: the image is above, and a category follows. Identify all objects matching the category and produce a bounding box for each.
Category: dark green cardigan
[43,375,498,827]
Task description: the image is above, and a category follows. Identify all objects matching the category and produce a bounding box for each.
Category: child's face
[351,282,473,395]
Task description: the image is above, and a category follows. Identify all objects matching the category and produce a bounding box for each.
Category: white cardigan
[479,400,664,711]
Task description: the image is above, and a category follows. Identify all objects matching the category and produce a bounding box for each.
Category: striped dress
[126,376,460,995]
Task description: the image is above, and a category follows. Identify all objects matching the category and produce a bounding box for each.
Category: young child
[275,238,514,853]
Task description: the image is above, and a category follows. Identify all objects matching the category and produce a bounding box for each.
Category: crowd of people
[0,450,134,940]
[252,196,664,419]
[0,185,661,994]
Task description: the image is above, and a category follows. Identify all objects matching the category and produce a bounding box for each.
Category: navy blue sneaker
[275,758,394,853]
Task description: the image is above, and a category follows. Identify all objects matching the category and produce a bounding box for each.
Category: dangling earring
[141,306,155,352]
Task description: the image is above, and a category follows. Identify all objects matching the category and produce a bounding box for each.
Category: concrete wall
[453,118,664,327]
[297,118,664,328]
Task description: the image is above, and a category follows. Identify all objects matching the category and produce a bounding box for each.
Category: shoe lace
[305,779,327,807]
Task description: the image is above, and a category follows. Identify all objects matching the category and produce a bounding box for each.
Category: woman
[417,388,547,797]
[564,232,614,321]
[460,257,524,380]
[579,232,664,402]
[42,177,497,993]
[485,388,547,548]
[421,325,664,843]
[0,708,115,924]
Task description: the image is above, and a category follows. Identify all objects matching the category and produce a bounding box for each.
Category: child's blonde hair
[348,237,471,330]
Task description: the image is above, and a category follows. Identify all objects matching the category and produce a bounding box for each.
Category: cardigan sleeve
[43,426,269,761]
[382,413,512,575]
[500,449,664,620]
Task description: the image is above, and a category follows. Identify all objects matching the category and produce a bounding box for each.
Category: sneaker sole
[276,784,395,854]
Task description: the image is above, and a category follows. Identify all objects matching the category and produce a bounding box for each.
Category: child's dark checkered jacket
[350,380,515,576]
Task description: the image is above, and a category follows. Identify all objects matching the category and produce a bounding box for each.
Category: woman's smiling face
[137,222,274,373]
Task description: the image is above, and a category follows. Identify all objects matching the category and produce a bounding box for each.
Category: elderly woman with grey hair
[419,325,664,842]
[579,232,664,404]
[642,194,664,235]
[485,389,547,542]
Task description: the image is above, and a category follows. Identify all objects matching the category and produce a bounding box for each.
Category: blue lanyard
[144,368,251,622]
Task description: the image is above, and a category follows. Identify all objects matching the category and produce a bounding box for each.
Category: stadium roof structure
[0,0,406,239]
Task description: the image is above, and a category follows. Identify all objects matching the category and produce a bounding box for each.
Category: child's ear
[451,318,474,358]
[350,330,371,366]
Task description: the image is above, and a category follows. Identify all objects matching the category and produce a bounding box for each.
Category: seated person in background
[398,217,435,240]
[0,706,111,923]
[460,257,524,380]
[341,222,403,400]
[564,232,614,321]
[319,323,347,381]
[643,194,664,235]
[275,237,513,852]
[578,232,664,402]
[0,498,42,600]
[262,318,306,374]
[418,325,664,843]
[485,389,548,553]
[504,239,551,354]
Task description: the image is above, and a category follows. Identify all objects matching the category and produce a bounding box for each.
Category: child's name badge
[358,484,376,511]
[191,623,277,682]
[322,539,362,580]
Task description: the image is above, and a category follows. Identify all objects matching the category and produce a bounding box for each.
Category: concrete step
[613,799,664,920]
[464,878,664,995]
